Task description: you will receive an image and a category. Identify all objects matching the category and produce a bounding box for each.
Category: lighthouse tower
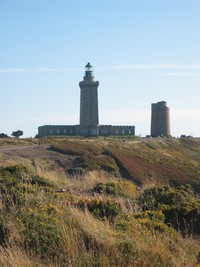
[79,63,99,135]
[38,62,135,138]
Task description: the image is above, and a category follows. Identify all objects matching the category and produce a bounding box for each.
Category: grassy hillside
[0,137,200,266]
[51,137,200,191]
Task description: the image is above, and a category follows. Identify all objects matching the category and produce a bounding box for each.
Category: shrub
[114,214,140,233]
[0,165,54,209]
[31,176,55,188]
[0,133,9,138]
[93,180,137,198]
[139,185,200,235]
[93,182,122,196]
[17,204,62,259]
[77,198,121,220]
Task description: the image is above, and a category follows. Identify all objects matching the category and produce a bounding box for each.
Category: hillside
[0,137,200,266]
[51,136,200,190]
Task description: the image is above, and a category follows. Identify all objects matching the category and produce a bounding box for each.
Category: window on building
[91,129,98,135]
[115,130,119,135]
[80,129,88,134]
[56,129,60,134]
[128,130,132,135]
[101,129,108,134]
[122,129,125,135]
[63,129,67,134]
[50,129,53,134]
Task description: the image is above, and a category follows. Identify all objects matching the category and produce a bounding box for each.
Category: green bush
[17,205,62,259]
[93,180,137,198]
[0,165,54,210]
[78,198,121,220]
[93,182,122,196]
[31,176,55,188]
[139,185,200,235]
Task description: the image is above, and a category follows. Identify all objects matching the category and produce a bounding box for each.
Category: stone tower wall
[151,101,170,137]
[79,80,99,126]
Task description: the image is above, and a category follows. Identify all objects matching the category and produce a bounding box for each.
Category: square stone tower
[79,63,99,126]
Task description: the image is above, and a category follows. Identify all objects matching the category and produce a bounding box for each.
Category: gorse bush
[0,165,54,209]
[139,185,200,235]
[77,198,121,220]
[134,210,176,235]
[139,184,198,210]
[17,204,63,259]
[94,182,123,196]
[87,199,121,220]
[93,180,137,198]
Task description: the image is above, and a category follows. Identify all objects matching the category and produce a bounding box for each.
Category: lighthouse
[38,63,135,137]
[79,63,99,135]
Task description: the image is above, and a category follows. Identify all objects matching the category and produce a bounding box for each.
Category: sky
[0,0,200,137]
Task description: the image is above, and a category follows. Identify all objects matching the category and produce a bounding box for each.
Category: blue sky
[0,0,200,137]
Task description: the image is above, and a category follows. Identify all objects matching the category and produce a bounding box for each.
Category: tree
[11,130,23,138]
[0,133,9,138]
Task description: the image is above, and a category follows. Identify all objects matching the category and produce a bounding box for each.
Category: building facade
[38,63,135,137]
[151,101,170,137]
[38,124,135,137]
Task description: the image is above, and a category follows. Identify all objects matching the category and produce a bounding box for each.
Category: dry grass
[69,207,116,245]
[0,246,35,267]
[64,170,114,191]
[59,207,119,267]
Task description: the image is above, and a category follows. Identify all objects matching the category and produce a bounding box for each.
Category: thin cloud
[110,64,200,70]
[159,72,200,77]
[0,67,81,73]
[1,64,200,73]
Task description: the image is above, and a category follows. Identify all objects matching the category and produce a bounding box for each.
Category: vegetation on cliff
[0,137,200,266]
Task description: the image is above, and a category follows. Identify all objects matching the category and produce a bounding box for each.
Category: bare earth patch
[0,145,78,173]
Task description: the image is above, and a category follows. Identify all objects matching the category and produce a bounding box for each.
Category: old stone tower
[79,63,99,126]
[151,101,170,137]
